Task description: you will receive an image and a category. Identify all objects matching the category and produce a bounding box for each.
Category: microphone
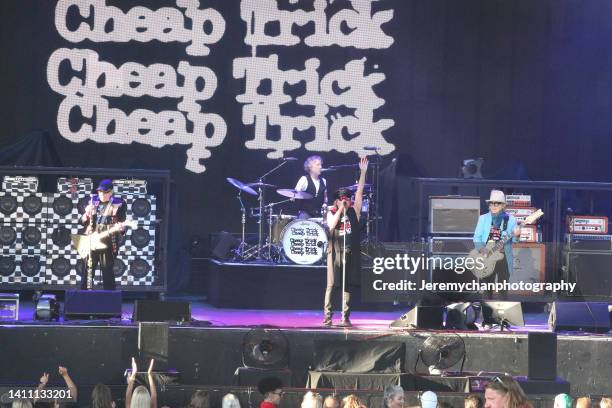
[281,157,298,161]
[320,168,336,173]
[363,146,380,151]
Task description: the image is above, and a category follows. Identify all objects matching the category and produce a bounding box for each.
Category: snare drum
[280,219,328,264]
[269,214,296,244]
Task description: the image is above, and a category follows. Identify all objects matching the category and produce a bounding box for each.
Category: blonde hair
[600,398,612,408]
[130,385,151,408]
[11,400,33,408]
[222,393,241,408]
[576,397,592,408]
[485,376,532,408]
[302,391,323,408]
[342,395,364,408]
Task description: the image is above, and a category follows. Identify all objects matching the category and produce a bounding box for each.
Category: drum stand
[251,160,291,261]
[260,198,293,262]
[233,191,253,261]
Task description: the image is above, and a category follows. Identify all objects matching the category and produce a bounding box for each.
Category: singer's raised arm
[353,157,369,219]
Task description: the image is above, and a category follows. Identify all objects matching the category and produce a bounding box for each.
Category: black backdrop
[2,1,612,290]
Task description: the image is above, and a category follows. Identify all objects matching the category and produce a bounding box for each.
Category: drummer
[295,155,328,219]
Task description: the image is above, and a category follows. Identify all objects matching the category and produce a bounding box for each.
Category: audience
[91,383,115,408]
[576,397,592,408]
[341,394,364,408]
[302,391,323,408]
[222,393,241,408]
[600,398,612,408]
[257,377,283,408]
[125,358,157,408]
[324,395,340,408]
[465,394,484,408]
[384,385,404,408]
[420,391,438,408]
[11,401,32,408]
[484,376,532,408]
[187,391,209,408]
[553,394,573,408]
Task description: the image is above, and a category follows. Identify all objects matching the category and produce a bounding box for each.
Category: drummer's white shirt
[295,175,326,196]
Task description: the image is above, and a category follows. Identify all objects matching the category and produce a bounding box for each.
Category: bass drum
[280,219,328,265]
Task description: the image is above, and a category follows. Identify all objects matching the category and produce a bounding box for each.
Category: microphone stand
[342,205,347,323]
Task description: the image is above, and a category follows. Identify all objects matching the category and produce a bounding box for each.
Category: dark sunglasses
[489,202,503,206]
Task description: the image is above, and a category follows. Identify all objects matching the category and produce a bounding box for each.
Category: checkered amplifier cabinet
[114,179,147,195]
[2,176,39,193]
[47,193,90,224]
[0,252,46,284]
[0,192,47,222]
[115,224,157,287]
[114,254,155,286]
[57,177,93,194]
[0,222,46,254]
[44,224,84,286]
[124,194,156,224]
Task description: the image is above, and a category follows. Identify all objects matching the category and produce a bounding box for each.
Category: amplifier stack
[0,175,159,291]
[563,216,612,297]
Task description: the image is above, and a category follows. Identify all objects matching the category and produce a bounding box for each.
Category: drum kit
[225,157,383,265]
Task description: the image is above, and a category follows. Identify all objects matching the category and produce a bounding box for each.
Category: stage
[1,296,610,401]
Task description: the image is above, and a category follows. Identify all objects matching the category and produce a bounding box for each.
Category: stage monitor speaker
[389,306,444,329]
[528,332,557,380]
[313,340,405,373]
[133,300,191,323]
[139,322,169,370]
[212,231,238,260]
[64,290,122,319]
[548,301,610,334]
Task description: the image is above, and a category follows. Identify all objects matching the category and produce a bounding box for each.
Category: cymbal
[276,189,314,200]
[343,183,374,192]
[226,177,257,196]
[248,182,277,189]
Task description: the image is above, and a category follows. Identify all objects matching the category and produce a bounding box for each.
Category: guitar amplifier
[57,177,93,193]
[506,207,537,223]
[566,216,608,234]
[429,196,480,234]
[519,225,537,243]
[429,236,474,254]
[564,234,612,251]
[114,179,147,195]
[2,176,39,193]
[506,194,532,207]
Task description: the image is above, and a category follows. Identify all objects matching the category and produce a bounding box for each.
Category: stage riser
[0,326,610,396]
[207,261,397,310]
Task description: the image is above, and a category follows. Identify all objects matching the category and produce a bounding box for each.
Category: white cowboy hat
[485,189,506,204]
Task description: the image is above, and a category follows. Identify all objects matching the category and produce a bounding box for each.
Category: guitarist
[473,190,520,298]
[79,179,127,290]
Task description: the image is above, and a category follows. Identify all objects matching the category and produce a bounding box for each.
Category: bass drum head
[281,219,328,265]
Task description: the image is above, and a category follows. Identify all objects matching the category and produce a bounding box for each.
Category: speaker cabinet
[133,300,191,323]
[528,332,557,380]
[139,322,169,370]
[511,243,546,293]
[390,306,444,329]
[564,251,612,297]
[548,301,610,333]
[64,290,122,319]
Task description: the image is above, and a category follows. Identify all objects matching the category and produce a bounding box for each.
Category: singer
[323,157,369,327]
